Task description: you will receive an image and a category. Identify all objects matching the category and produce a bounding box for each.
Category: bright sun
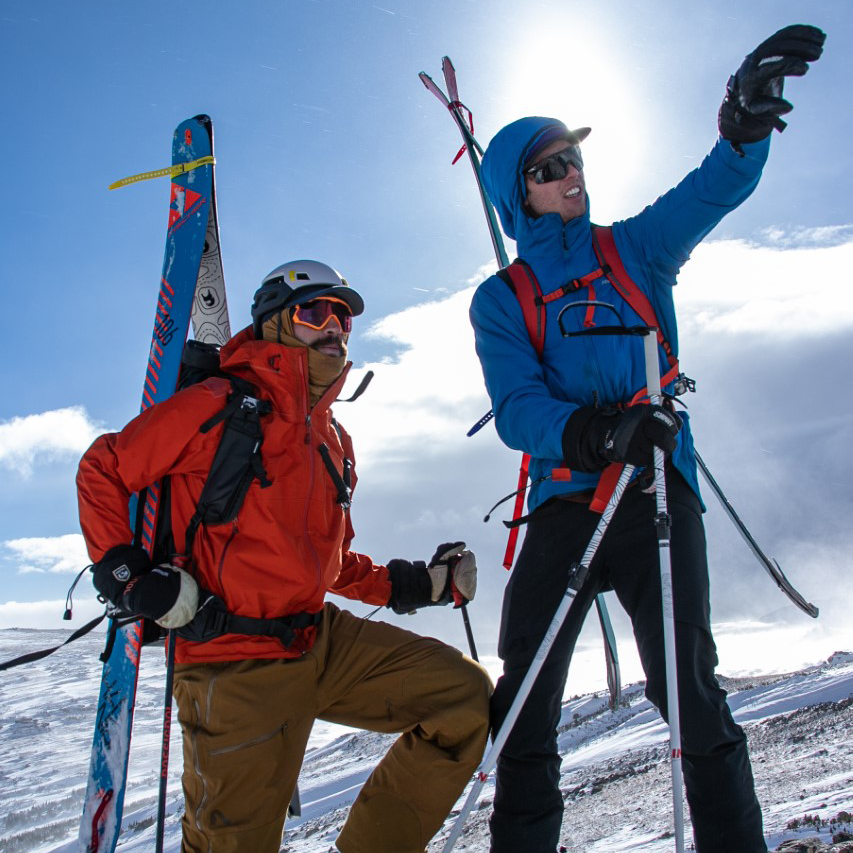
[495,23,655,221]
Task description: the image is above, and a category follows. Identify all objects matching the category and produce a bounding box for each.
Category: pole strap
[108,156,215,190]
[0,610,108,671]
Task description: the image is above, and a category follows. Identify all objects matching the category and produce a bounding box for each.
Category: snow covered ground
[0,629,850,852]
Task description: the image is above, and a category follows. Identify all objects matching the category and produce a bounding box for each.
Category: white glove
[151,565,199,629]
[428,542,477,605]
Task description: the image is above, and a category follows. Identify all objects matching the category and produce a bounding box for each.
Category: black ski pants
[489,468,767,853]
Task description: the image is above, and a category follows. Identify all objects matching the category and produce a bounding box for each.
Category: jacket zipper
[297,358,324,598]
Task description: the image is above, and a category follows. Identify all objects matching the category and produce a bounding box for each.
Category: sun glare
[496,23,653,220]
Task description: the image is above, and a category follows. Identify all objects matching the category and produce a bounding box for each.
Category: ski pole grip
[643,329,662,402]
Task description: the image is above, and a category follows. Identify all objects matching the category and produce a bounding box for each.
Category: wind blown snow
[0,632,850,853]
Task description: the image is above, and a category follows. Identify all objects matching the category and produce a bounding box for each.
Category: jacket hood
[481,116,592,256]
[219,325,350,414]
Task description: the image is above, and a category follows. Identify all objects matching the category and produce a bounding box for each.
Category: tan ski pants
[173,603,492,853]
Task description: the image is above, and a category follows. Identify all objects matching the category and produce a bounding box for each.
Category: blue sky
[1,0,851,689]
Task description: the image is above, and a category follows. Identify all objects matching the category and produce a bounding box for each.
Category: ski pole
[155,629,177,853]
[643,331,685,853]
[441,462,635,853]
[694,451,818,618]
[459,603,479,661]
[594,595,621,710]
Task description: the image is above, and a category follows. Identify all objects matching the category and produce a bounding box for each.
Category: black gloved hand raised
[91,544,199,628]
[718,24,825,147]
[562,404,681,472]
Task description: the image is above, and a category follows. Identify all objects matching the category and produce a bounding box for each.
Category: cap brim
[525,126,592,166]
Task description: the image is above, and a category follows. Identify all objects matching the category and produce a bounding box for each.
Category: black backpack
[152,339,272,562]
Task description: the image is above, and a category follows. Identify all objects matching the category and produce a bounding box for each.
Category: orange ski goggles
[292,297,353,333]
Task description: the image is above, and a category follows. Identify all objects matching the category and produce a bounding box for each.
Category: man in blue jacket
[470,25,824,853]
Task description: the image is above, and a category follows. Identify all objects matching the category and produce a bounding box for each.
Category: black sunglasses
[524,145,584,184]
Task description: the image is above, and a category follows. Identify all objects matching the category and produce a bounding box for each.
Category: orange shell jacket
[76,327,391,664]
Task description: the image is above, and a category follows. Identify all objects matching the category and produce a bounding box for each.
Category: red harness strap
[501,261,546,358]
[502,453,531,570]
[591,226,678,372]
[500,261,606,356]
[586,226,682,512]
[497,226,683,564]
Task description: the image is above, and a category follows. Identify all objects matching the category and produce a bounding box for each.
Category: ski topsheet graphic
[80,114,228,853]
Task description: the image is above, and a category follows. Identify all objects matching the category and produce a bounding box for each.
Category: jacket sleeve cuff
[386,559,430,614]
[562,407,611,473]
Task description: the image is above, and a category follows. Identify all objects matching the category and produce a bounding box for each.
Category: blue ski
[79,114,229,853]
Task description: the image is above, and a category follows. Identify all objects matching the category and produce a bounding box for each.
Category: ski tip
[418,71,439,92]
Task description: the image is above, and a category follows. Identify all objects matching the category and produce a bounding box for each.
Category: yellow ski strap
[108,155,215,190]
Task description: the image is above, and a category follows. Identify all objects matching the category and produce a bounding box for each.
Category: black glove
[386,558,430,614]
[92,544,199,628]
[718,24,825,147]
[92,545,151,604]
[386,542,478,614]
[562,404,681,472]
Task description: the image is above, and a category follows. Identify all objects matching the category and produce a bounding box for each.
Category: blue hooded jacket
[469,116,770,512]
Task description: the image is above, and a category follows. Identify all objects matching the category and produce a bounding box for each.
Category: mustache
[311,338,346,356]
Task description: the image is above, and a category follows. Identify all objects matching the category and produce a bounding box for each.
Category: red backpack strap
[497,260,546,359]
[591,225,678,371]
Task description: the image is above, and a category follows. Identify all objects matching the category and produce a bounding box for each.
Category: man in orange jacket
[77,260,491,853]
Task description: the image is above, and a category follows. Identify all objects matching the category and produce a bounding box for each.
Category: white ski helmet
[251,260,364,337]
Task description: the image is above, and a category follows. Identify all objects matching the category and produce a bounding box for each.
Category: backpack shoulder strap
[497,259,546,359]
[184,374,273,556]
[590,225,677,369]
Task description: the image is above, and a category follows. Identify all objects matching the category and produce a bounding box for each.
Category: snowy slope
[0,630,850,853]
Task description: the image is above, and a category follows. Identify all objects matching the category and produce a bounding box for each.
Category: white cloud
[676,235,853,337]
[343,287,493,474]
[2,534,90,575]
[466,259,500,287]
[344,231,853,478]
[0,597,103,630]
[0,407,105,478]
[758,224,853,249]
